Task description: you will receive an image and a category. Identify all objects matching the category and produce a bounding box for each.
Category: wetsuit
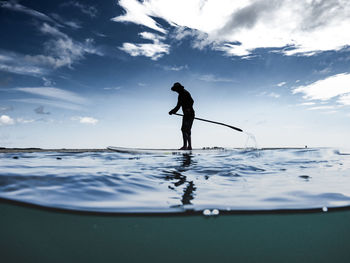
[170,89,195,134]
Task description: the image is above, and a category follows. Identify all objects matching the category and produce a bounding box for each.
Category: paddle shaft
[174,113,243,132]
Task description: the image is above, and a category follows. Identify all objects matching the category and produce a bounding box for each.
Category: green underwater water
[1,202,350,263]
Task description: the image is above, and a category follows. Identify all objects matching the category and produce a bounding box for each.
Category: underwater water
[1,147,350,213]
[1,201,350,263]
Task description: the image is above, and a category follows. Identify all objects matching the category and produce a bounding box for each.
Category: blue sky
[0,0,350,148]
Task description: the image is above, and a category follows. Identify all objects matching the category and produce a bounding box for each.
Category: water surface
[1,148,350,213]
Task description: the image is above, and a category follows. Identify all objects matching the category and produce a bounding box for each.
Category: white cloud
[241,54,259,60]
[119,31,170,60]
[299,102,316,106]
[213,42,251,57]
[42,77,55,87]
[338,94,350,105]
[259,91,281,98]
[72,116,98,125]
[276,82,286,87]
[308,105,336,110]
[0,0,55,23]
[111,0,166,34]
[61,1,98,18]
[0,1,86,30]
[13,98,83,111]
[0,63,46,76]
[315,67,332,75]
[324,110,338,114]
[36,23,102,68]
[0,115,15,126]
[50,13,82,30]
[113,0,350,57]
[103,87,121,90]
[0,23,102,76]
[139,31,165,41]
[94,32,107,38]
[0,51,47,76]
[15,87,87,105]
[16,118,35,124]
[39,22,66,38]
[119,42,169,60]
[293,73,350,103]
[198,74,235,83]
[64,21,82,30]
[0,114,45,126]
[161,65,188,71]
[79,116,98,125]
[13,87,88,111]
[268,92,280,98]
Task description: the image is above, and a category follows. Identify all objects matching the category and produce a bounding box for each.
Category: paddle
[173,113,243,132]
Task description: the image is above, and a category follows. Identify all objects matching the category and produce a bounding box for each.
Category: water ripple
[0,148,350,212]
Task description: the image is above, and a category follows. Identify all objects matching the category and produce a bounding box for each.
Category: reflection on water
[0,148,350,212]
[165,154,196,206]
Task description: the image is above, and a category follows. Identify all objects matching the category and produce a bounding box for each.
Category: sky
[0,0,350,149]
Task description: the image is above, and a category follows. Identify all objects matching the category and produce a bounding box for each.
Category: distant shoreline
[0,148,112,153]
[0,147,311,153]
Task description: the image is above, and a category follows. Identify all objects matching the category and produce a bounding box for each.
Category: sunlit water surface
[1,148,350,213]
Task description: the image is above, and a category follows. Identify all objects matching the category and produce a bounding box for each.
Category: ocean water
[1,147,350,213]
[1,201,350,263]
[1,147,350,263]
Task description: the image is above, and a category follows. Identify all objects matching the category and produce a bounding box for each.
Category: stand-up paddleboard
[107,146,226,154]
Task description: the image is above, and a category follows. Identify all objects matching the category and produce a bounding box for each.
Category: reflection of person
[169,82,195,150]
[165,153,196,206]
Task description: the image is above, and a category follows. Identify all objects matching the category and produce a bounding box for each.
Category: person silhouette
[169,82,195,150]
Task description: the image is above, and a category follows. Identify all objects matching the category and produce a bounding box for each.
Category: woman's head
[171,82,184,92]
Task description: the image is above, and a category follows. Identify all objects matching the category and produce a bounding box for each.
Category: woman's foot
[179,146,187,150]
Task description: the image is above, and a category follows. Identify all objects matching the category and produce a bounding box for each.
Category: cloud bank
[0,23,102,76]
[113,0,350,58]
[32,23,102,69]
[0,1,103,76]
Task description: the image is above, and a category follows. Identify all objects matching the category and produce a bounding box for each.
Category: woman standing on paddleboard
[169,82,195,150]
